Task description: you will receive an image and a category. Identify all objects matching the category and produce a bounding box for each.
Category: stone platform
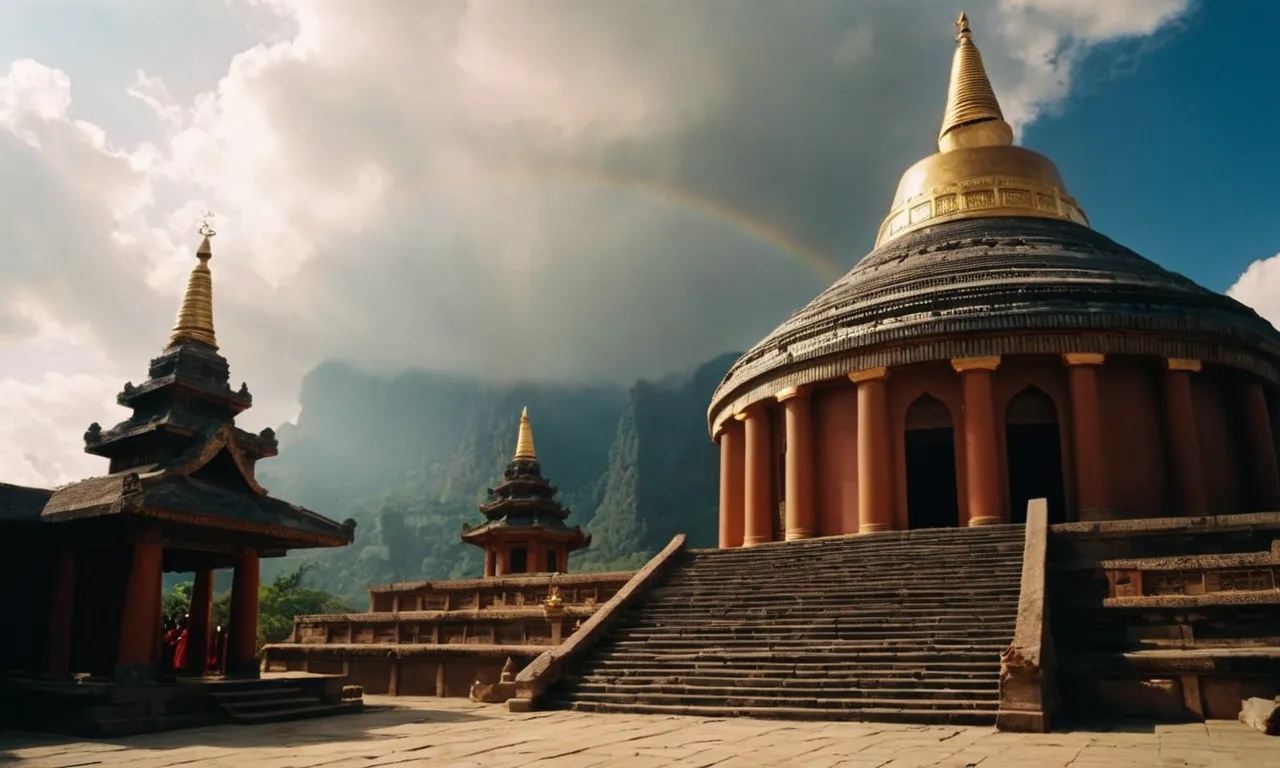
[3,696,1277,767]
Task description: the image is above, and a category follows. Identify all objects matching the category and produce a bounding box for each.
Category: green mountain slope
[257,352,738,600]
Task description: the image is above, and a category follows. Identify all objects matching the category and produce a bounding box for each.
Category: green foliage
[254,353,740,599]
[164,564,352,653]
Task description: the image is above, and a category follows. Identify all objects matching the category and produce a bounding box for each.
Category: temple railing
[997,498,1057,733]
[507,535,688,712]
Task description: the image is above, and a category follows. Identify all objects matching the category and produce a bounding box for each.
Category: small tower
[461,408,590,577]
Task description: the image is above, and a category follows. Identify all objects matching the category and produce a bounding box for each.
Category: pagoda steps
[546,525,1025,725]
[206,678,363,725]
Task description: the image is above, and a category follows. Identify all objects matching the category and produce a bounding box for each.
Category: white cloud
[1228,254,1280,330]
[0,0,1196,486]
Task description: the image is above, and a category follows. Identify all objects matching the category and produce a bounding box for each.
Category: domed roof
[707,14,1280,434]
[707,216,1280,432]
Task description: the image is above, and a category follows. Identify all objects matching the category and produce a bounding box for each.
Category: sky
[0,0,1276,488]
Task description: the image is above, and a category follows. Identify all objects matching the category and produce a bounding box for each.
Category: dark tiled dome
[708,217,1280,432]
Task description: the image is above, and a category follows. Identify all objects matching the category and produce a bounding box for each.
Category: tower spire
[167,215,219,350]
[514,406,537,460]
[938,11,1014,152]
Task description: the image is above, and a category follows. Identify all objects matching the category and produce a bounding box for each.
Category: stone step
[559,699,998,725]
[681,557,1023,574]
[592,649,1004,665]
[601,642,1010,656]
[207,686,305,702]
[227,701,364,725]
[220,696,325,714]
[613,618,1016,632]
[572,672,999,689]
[563,682,1000,701]
[560,689,999,710]
[630,607,1018,621]
[609,628,1015,643]
[640,589,1022,604]
[583,661,1002,678]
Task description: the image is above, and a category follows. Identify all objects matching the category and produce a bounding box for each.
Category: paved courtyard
[2,697,1277,768]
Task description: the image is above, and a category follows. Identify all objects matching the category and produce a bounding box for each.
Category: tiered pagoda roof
[31,225,355,553]
[460,408,590,551]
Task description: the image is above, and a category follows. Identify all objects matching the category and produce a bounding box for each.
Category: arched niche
[903,393,960,529]
[1005,386,1066,524]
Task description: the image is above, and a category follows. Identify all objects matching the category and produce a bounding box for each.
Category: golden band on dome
[875,13,1089,247]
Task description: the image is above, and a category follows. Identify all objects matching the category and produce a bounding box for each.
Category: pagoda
[17,222,355,684]
[461,408,590,576]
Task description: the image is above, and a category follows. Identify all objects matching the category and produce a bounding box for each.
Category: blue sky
[1025,0,1280,293]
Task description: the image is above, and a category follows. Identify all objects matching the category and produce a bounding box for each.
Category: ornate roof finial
[514,406,537,460]
[167,212,219,350]
[938,11,1014,152]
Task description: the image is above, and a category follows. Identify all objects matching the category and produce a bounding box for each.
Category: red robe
[173,629,189,670]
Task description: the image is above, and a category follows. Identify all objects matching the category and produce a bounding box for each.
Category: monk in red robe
[172,615,189,671]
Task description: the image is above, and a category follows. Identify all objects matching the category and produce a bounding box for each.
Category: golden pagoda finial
[938,11,1014,152]
[514,406,537,460]
[167,212,219,350]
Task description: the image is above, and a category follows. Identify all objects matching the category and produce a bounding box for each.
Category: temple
[0,226,360,734]
[506,14,1280,729]
[707,11,1280,540]
[462,408,591,576]
[263,408,618,698]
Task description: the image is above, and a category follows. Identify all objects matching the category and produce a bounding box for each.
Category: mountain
[256,352,740,601]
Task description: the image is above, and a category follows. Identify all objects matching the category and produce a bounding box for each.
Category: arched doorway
[904,394,960,529]
[1005,386,1067,524]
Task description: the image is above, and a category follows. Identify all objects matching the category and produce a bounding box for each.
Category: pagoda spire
[167,216,219,351]
[938,11,1014,152]
[514,406,537,460]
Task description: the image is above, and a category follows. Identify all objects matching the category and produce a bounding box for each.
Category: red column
[1164,358,1207,516]
[227,551,261,678]
[742,407,773,546]
[851,367,894,533]
[186,569,214,676]
[717,420,746,548]
[779,387,816,540]
[484,548,495,578]
[954,357,1004,526]
[1242,380,1280,510]
[1064,353,1109,521]
[117,538,163,677]
[46,550,77,678]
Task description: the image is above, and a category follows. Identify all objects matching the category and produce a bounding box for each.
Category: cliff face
[257,353,738,599]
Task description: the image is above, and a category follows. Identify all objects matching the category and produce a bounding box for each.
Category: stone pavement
[2,697,1277,768]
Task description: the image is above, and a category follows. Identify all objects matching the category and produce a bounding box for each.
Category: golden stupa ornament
[874,12,1089,247]
[514,406,537,460]
[167,212,219,350]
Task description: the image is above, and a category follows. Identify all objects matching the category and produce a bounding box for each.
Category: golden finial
[514,406,537,460]
[167,212,219,350]
[938,11,1014,152]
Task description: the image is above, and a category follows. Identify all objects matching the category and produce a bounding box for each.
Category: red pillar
[742,407,773,546]
[851,367,894,533]
[484,548,495,578]
[779,387,816,540]
[117,539,163,679]
[954,357,1004,526]
[1242,380,1280,510]
[717,420,745,548]
[46,550,77,678]
[185,569,214,676]
[1064,353,1109,521]
[227,551,261,678]
[1164,358,1207,516]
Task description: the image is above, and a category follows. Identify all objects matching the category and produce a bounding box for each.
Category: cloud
[0,0,1195,485]
[1228,254,1280,330]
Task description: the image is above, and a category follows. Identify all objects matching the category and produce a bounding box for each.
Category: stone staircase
[546,525,1026,724]
[205,677,363,724]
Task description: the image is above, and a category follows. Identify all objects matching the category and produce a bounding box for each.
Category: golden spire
[167,215,219,350]
[938,11,1014,152]
[514,406,537,460]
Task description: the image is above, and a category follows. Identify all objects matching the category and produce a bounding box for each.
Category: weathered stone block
[1239,696,1280,736]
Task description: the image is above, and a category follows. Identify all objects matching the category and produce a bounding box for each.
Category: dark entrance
[546,549,559,573]
[904,394,960,529]
[509,547,528,574]
[1005,386,1066,524]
